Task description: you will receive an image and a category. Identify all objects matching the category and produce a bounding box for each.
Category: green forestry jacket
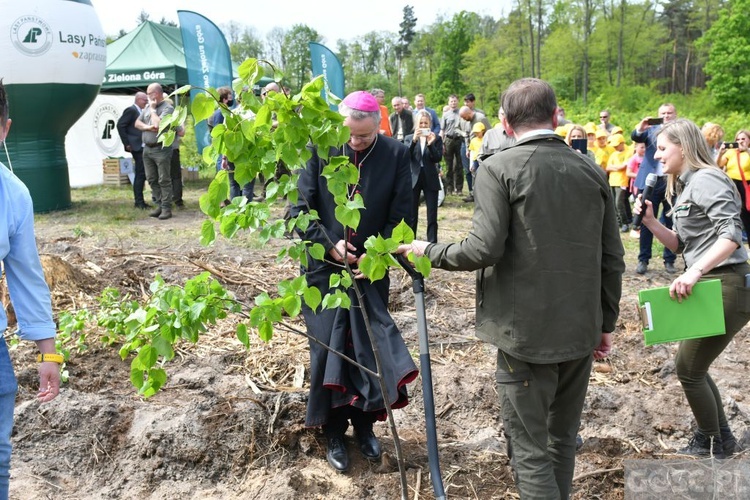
[426,133,625,364]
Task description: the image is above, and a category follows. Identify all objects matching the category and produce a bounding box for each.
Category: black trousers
[323,406,377,438]
[131,149,146,205]
[170,148,182,204]
[638,176,676,265]
[411,170,439,243]
[613,187,632,226]
[443,137,463,194]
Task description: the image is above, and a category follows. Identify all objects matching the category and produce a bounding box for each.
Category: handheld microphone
[633,173,658,228]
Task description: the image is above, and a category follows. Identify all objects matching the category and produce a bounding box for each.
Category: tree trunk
[671,35,677,94]
[616,0,625,87]
[397,57,403,97]
[526,0,536,77]
[684,46,691,95]
[583,0,592,105]
[536,0,543,77]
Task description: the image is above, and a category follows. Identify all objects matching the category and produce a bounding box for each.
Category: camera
[420,129,430,137]
[646,118,664,126]
[724,142,739,149]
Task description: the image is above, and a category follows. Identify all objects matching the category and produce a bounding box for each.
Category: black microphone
[633,173,658,228]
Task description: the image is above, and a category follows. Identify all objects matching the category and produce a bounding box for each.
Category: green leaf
[200,219,216,246]
[236,323,250,348]
[340,271,352,288]
[282,295,302,317]
[192,92,216,123]
[255,106,271,127]
[219,213,240,239]
[224,130,245,159]
[302,76,325,94]
[329,273,341,289]
[125,308,148,325]
[309,243,325,261]
[414,255,432,278]
[335,205,360,230]
[132,345,158,371]
[303,286,322,311]
[130,368,144,390]
[200,173,228,219]
[258,321,273,342]
[367,259,388,282]
[151,334,175,360]
[142,368,167,398]
[358,254,374,279]
[173,84,192,95]
[391,220,415,244]
[238,58,259,81]
[291,276,307,293]
[174,106,188,128]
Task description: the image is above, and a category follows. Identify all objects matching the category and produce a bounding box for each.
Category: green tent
[102,21,188,92]
[102,21,271,94]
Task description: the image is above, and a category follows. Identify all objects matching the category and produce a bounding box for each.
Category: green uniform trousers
[143,145,173,209]
[675,262,750,436]
[496,349,593,499]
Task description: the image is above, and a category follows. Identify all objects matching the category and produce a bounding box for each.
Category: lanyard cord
[2,141,11,172]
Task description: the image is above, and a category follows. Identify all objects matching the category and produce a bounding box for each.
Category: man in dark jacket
[117,91,149,208]
[388,96,414,143]
[399,78,625,499]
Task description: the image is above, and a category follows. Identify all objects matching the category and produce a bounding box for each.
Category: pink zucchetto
[341,91,380,112]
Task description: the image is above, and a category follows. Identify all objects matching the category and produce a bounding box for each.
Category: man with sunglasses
[599,110,616,135]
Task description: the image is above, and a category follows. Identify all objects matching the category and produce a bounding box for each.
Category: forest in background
[125,0,750,158]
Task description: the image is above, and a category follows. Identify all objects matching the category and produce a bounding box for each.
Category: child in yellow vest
[606,134,631,232]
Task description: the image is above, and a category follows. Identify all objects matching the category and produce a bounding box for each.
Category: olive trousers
[675,262,750,436]
[496,349,592,499]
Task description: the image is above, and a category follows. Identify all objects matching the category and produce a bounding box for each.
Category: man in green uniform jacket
[399,78,625,499]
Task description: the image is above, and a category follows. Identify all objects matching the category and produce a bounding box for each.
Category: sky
[89,0,514,45]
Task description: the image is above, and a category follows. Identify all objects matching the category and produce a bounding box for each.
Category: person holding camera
[718,130,750,246]
[406,111,442,243]
[634,119,750,459]
[631,104,679,274]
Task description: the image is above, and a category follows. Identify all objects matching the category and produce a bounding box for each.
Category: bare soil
[7,192,750,499]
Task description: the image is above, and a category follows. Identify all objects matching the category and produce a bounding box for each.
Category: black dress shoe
[134,202,151,209]
[356,429,381,460]
[326,435,349,472]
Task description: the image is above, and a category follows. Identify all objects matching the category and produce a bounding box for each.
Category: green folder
[638,279,725,346]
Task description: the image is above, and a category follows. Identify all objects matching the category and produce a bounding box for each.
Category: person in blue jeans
[0,80,60,500]
[631,103,679,274]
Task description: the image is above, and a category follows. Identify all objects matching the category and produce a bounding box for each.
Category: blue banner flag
[177,10,233,154]
[309,42,345,110]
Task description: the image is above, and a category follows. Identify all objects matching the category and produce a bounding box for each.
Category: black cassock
[291,134,418,427]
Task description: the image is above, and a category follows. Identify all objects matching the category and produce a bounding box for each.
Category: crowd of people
[290,82,750,499]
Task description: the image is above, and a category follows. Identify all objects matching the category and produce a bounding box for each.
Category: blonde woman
[565,124,595,160]
[701,122,725,161]
[635,119,750,459]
